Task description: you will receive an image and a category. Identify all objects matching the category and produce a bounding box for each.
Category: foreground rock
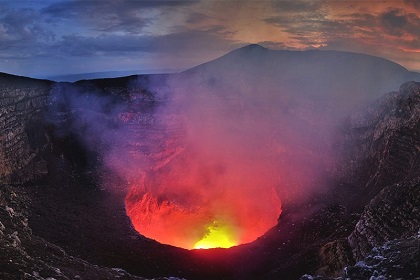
[347,177,420,260]
[0,74,52,184]
[314,178,420,279]
[302,233,420,280]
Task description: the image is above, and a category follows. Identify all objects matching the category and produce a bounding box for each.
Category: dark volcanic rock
[340,83,420,262]
[302,234,420,280]
[348,177,420,260]
[0,185,151,280]
[317,178,419,277]
[0,73,52,184]
[317,238,354,276]
[345,234,420,280]
[313,82,420,278]
[336,81,420,205]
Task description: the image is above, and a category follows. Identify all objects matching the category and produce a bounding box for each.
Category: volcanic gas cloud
[122,77,330,250]
[50,47,411,251]
[51,70,335,250]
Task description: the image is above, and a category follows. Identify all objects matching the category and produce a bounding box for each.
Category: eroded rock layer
[0,82,51,183]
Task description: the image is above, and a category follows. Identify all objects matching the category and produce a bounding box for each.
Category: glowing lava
[125,165,282,250]
[124,111,283,250]
[193,220,236,249]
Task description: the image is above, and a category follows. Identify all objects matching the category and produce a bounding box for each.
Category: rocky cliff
[341,82,420,260]
[347,177,420,260]
[312,82,420,278]
[336,81,420,203]
[315,178,420,278]
[0,73,52,184]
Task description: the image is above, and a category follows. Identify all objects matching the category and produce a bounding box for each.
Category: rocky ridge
[347,177,420,260]
[337,82,420,202]
[0,83,51,184]
[303,233,420,280]
[311,82,420,278]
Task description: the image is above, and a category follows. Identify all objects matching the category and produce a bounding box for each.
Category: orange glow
[125,162,282,249]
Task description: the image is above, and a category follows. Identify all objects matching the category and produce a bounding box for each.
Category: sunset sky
[1,0,420,79]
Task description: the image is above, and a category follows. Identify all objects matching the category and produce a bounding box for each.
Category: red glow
[125,154,282,249]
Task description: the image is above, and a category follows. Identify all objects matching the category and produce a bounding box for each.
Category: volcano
[1,45,420,280]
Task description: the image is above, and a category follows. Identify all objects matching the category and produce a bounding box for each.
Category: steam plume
[48,46,419,249]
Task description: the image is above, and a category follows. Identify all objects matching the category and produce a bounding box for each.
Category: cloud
[379,8,420,38]
[0,0,234,67]
[0,1,237,76]
[263,1,341,48]
[1,0,420,77]
[273,0,325,13]
[186,12,212,25]
[257,41,288,49]
[52,28,236,57]
[404,0,420,10]
[263,1,420,56]
[42,0,198,18]
[41,0,199,34]
[380,9,409,36]
[263,16,348,48]
[0,6,54,58]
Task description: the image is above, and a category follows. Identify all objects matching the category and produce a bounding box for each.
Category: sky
[1,0,420,79]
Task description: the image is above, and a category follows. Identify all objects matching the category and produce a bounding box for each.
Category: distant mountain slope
[181,44,420,117]
[0,72,52,88]
[47,69,177,82]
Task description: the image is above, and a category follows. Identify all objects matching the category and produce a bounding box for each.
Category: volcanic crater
[1,45,420,280]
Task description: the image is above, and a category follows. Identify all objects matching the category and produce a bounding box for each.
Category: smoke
[123,71,336,249]
[47,46,419,249]
[46,79,154,181]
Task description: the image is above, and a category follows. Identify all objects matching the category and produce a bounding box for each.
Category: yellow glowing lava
[193,221,237,249]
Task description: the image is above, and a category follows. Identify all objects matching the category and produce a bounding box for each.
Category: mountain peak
[238,44,267,51]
